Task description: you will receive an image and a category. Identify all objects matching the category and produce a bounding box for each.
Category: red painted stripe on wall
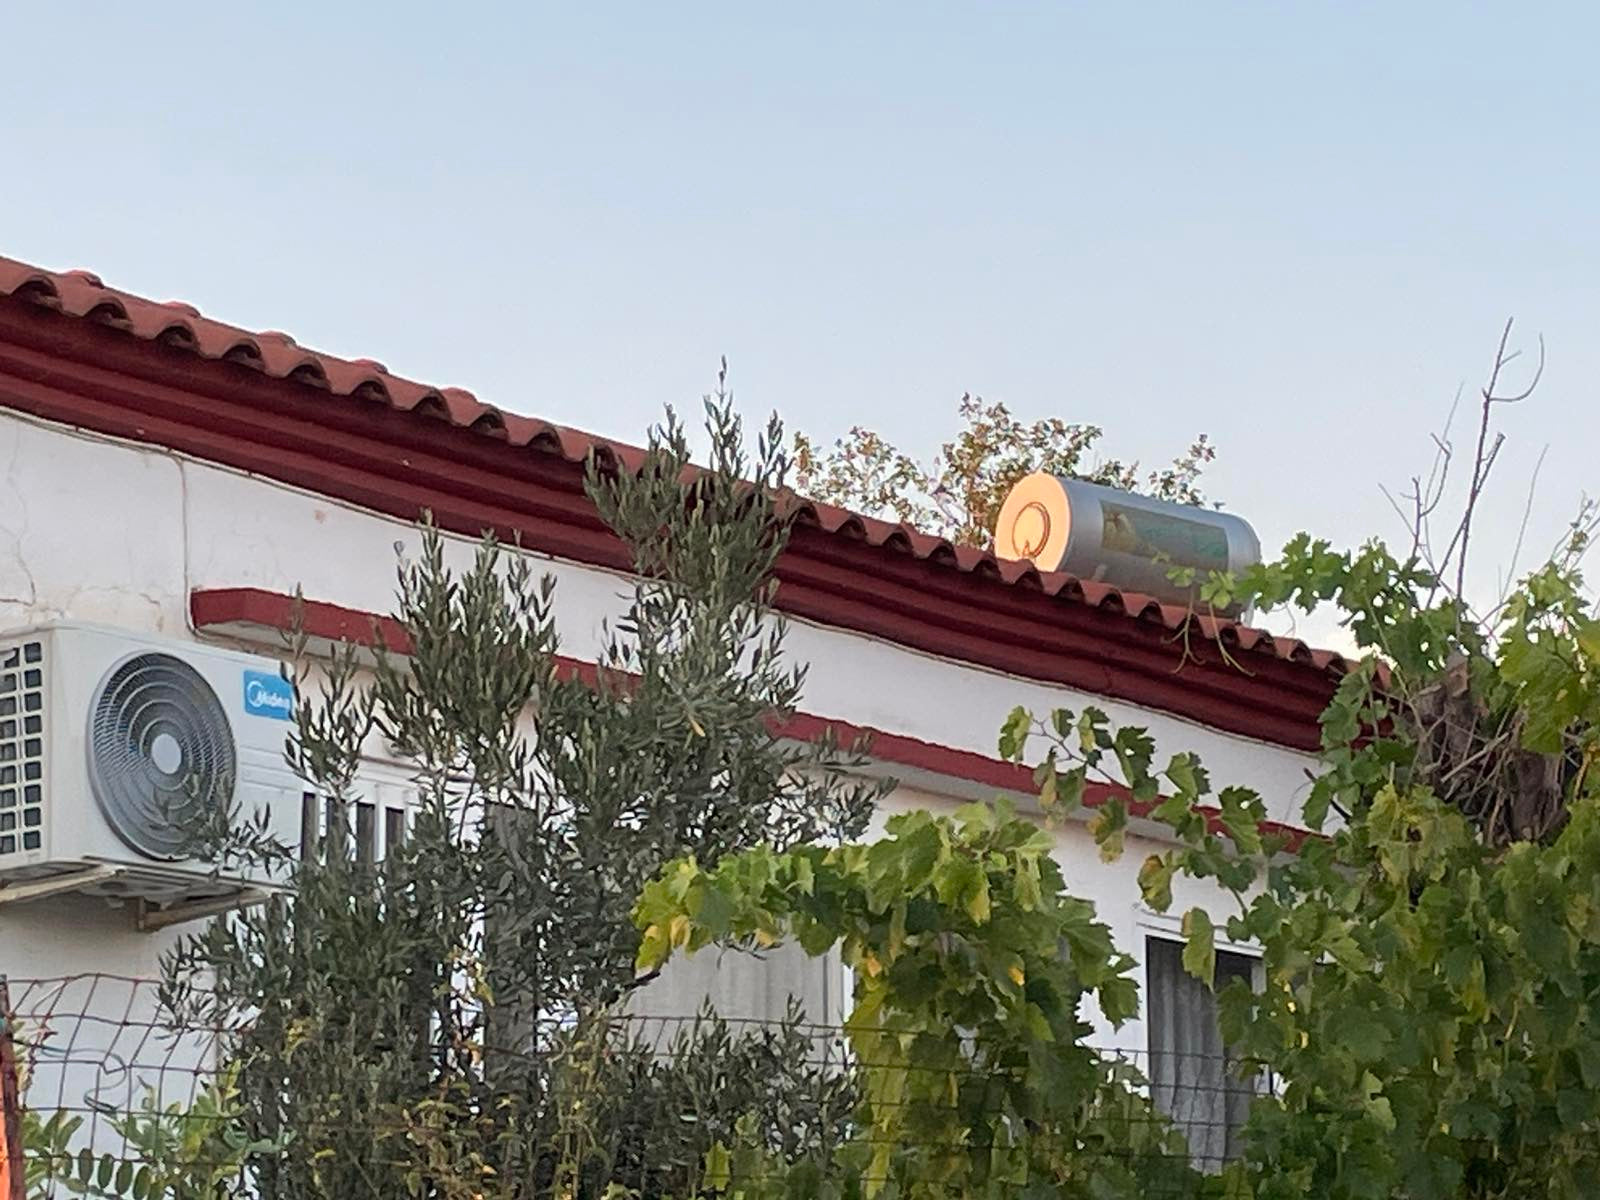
[190,586,1313,850]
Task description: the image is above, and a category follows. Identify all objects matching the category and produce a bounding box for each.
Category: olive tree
[160,389,882,1199]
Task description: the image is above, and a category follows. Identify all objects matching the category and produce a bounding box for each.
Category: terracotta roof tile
[0,254,1351,680]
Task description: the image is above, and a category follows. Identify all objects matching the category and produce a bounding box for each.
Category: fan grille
[88,653,237,861]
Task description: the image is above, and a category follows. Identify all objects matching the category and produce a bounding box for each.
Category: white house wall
[179,425,1315,821]
[0,411,1321,1054]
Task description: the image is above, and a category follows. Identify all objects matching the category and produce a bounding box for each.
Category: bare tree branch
[1427,319,1545,609]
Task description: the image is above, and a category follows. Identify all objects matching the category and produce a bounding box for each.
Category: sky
[3,3,1597,651]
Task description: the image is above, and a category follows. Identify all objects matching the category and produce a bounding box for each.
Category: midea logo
[242,669,294,720]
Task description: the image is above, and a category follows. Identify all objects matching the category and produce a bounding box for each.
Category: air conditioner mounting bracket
[0,865,125,905]
[133,887,270,932]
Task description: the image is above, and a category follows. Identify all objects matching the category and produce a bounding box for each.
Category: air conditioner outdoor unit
[0,622,413,925]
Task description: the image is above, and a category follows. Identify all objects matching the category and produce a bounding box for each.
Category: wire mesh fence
[1,973,1263,1198]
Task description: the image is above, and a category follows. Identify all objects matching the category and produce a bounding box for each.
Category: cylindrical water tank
[992,473,1260,614]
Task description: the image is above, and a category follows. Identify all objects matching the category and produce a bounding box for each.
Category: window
[299,788,408,864]
[483,802,543,1081]
[1145,936,1258,1168]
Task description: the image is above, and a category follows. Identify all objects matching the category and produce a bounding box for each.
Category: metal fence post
[0,979,23,1200]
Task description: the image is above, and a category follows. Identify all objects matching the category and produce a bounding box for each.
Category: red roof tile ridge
[0,254,618,460]
[0,252,1353,680]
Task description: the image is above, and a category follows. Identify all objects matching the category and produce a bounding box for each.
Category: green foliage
[156,388,884,1198]
[636,802,1203,1199]
[650,346,1600,1197]
[396,1006,855,1200]
[994,499,1600,1198]
[793,393,1216,548]
[24,1066,276,1200]
[571,1004,855,1198]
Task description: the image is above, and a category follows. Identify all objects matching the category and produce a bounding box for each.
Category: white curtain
[1145,937,1257,1169]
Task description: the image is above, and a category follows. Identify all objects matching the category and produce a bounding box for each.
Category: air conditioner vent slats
[0,641,46,855]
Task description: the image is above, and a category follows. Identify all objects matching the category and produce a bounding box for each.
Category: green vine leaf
[1181,907,1216,987]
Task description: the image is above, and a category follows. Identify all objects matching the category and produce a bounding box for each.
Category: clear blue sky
[3,3,1595,646]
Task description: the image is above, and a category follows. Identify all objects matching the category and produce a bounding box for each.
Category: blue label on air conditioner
[242,670,294,720]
